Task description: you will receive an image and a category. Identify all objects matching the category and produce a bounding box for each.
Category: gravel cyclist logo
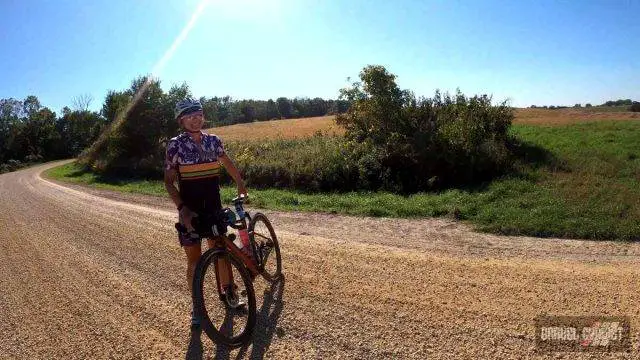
[535,315,630,352]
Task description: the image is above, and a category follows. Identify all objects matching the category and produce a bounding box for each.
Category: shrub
[630,101,640,112]
[6,159,21,171]
[24,154,43,163]
[335,65,514,192]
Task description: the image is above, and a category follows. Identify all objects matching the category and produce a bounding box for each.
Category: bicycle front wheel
[249,213,282,282]
[192,248,257,347]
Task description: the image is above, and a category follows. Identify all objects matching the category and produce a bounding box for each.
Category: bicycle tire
[249,213,282,282]
[192,248,257,347]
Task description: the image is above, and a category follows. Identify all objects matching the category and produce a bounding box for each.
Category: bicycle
[178,195,282,347]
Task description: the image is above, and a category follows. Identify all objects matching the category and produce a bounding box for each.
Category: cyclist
[164,98,248,327]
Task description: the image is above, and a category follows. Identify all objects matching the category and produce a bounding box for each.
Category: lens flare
[83,0,211,161]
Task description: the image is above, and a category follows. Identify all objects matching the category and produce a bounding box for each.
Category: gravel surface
[1,160,640,359]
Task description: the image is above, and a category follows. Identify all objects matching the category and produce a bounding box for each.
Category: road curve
[1,161,640,359]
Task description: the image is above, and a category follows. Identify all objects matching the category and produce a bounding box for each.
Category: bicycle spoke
[252,232,272,242]
[249,213,282,282]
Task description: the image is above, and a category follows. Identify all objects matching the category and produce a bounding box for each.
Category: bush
[6,159,21,171]
[630,101,640,112]
[24,154,43,163]
[335,65,514,193]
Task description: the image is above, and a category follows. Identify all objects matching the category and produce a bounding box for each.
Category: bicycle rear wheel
[249,213,282,282]
[192,248,257,347]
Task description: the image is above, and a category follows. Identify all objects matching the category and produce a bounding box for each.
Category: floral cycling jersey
[165,131,226,215]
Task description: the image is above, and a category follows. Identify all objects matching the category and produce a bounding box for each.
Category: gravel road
[1,161,639,359]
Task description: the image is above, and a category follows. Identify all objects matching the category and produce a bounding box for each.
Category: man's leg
[183,242,203,326]
[184,243,202,293]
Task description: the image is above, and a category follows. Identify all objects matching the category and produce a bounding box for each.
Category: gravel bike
[179,195,282,347]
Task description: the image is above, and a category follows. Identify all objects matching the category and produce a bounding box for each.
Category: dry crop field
[514,107,640,125]
[205,108,639,140]
[205,115,344,141]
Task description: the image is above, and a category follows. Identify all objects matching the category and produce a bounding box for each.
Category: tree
[337,65,409,146]
[213,96,234,125]
[82,76,168,176]
[262,99,279,120]
[72,93,94,112]
[200,95,219,128]
[309,97,328,116]
[18,107,58,158]
[239,101,256,123]
[56,109,105,157]
[0,98,23,162]
[276,97,292,118]
[603,99,633,106]
[101,90,130,124]
[22,95,41,118]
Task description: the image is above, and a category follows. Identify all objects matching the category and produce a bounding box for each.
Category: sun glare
[215,0,282,19]
[85,0,212,156]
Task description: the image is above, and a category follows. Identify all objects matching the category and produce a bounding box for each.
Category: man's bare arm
[219,154,247,196]
[164,168,182,208]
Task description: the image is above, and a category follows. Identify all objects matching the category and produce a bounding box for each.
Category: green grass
[43,121,640,241]
[45,163,168,196]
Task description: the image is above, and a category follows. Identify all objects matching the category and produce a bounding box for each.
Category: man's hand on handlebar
[232,193,249,203]
[237,184,248,198]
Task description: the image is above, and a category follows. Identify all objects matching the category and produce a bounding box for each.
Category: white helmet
[174,98,203,120]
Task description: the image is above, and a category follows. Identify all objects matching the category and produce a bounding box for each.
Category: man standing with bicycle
[164,97,248,327]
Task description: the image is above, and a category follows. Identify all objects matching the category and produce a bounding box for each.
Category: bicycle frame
[215,197,264,278]
[217,234,260,277]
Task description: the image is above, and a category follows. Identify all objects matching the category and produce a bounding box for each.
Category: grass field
[45,109,640,241]
[205,108,639,139]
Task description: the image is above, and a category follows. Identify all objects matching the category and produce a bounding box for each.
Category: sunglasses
[179,108,204,120]
[180,106,203,117]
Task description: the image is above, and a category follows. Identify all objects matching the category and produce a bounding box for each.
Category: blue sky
[1,0,639,113]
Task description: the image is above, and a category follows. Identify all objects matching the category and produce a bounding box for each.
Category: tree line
[0,96,105,172]
[529,98,639,111]
[0,77,349,173]
[200,96,349,127]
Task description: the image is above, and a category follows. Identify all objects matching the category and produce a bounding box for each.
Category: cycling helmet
[174,98,203,120]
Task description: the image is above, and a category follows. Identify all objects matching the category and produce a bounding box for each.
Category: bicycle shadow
[214,275,286,360]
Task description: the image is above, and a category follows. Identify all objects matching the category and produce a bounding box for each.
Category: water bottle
[232,234,243,249]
